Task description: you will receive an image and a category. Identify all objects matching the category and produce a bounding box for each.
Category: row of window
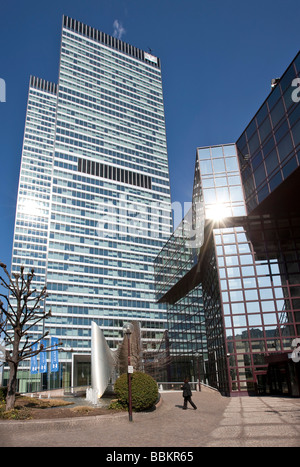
[63,17,161,69]
[77,157,152,189]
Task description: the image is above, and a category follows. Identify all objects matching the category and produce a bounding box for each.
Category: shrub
[0,407,32,420]
[114,371,158,412]
[108,399,126,411]
[0,387,7,403]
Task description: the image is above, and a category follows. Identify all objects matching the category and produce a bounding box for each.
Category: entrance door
[76,362,91,386]
[268,364,290,395]
[255,372,269,395]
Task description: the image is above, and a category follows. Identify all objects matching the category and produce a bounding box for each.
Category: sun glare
[207,203,230,221]
[21,199,41,216]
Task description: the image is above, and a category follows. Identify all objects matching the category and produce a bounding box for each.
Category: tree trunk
[6,361,18,411]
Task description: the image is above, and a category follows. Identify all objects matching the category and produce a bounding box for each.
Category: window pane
[227,266,240,276]
[214,176,227,187]
[261,301,275,312]
[265,149,279,175]
[259,116,272,142]
[256,104,268,125]
[240,254,253,265]
[238,243,251,254]
[212,158,226,173]
[243,277,257,288]
[228,175,241,185]
[233,315,247,327]
[223,233,235,243]
[277,131,294,162]
[248,132,260,154]
[228,278,242,289]
[226,256,239,266]
[270,98,285,127]
[231,302,245,314]
[198,147,211,159]
[200,159,213,174]
[246,301,260,313]
[224,244,238,255]
[216,186,230,202]
[230,290,244,301]
[203,188,216,203]
[223,145,236,156]
[254,164,267,187]
[225,157,239,171]
[202,178,214,188]
[263,313,277,325]
[211,146,223,158]
[248,314,262,326]
[245,289,258,300]
[229,185,243,201]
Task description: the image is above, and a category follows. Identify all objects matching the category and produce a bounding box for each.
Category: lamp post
[123,323,134,422]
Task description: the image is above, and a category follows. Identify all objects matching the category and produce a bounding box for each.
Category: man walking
[181,378,197,410]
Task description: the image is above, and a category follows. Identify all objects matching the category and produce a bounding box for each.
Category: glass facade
[6,16,172,392]
[156,54,300,396]
[155,144,246,387]
[11,78,57,291]
[205,217,299,395]
[155,208,206,383]
[197,144,246,219]
[237,51,300,213]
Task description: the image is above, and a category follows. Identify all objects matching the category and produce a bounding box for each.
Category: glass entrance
[76,362,91,386]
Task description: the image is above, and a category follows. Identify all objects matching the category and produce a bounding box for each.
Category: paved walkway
[1,387,300,447]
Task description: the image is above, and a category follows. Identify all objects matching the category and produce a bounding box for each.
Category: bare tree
[0,262,56,410]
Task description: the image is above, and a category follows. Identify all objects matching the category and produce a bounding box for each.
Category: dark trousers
[183,396,197,409]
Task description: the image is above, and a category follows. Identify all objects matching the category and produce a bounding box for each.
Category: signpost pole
[123,323,134,422]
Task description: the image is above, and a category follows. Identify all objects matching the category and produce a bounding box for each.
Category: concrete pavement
[1,387,300,447]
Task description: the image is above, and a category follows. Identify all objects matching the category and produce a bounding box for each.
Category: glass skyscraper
[8,16,172,392]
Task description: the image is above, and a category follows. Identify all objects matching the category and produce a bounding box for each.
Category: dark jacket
[181,382,192,398]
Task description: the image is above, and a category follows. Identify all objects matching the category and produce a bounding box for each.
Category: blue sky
[0,0,300,271]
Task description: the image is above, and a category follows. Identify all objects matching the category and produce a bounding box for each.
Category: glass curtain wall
[155,208,206,384]
[237,52,300,212]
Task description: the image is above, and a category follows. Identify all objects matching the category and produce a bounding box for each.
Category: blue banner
[30,343,38,374]
[50,337,59,372]
[40,339,47,373]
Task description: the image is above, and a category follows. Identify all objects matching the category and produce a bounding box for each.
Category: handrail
[157,381,219,392]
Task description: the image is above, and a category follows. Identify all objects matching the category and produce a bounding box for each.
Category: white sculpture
[91,321,118,398]
[90,320,141,400]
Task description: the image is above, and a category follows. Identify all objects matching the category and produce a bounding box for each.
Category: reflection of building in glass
[155,207,206,383]
[156,52,300,396]
[156,143,247,388]
[197,144,246,220]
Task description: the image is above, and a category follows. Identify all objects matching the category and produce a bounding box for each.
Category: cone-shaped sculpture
[91,321,117,397]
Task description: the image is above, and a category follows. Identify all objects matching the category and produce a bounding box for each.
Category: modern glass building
[155,207,206,383]
[5,16,172,392]
[156,52,300,396]
[156,143,247,387]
